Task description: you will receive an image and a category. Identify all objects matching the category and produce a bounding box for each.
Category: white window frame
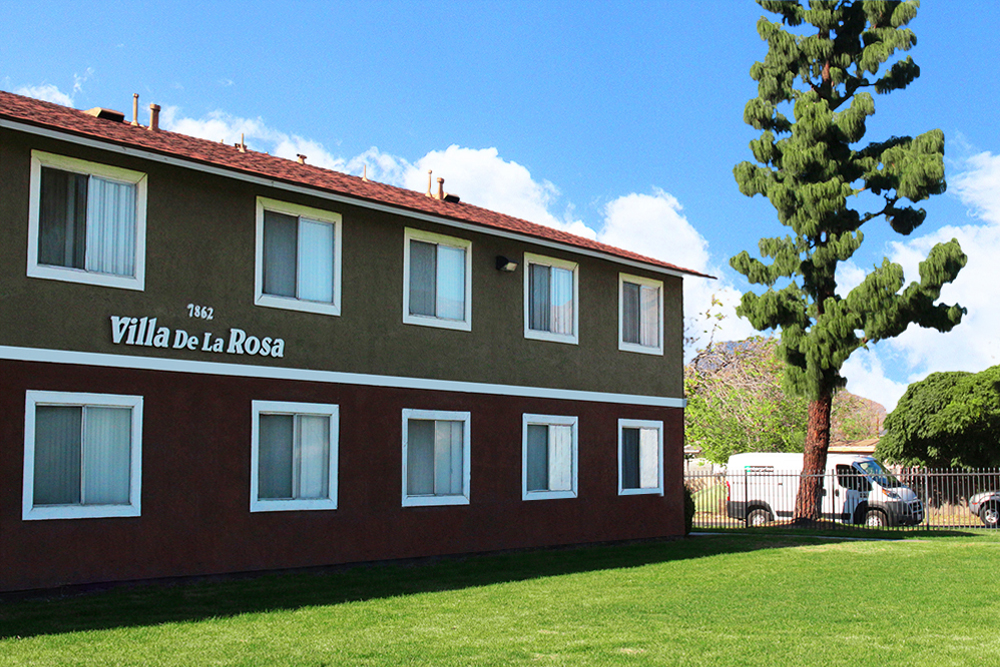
[26,150,148,291]
[255,197,343,316]
[22,390,143,520]
[402,228,473,332]
[617,418,664,496]
[523,253,579,345]
[250,400,339,512]
[522,413,579,501]
[618,273,664,356]
[401,409,471,507]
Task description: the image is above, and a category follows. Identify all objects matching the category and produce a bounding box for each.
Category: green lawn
[3,533,1000,666]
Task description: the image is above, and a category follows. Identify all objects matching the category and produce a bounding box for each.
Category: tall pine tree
[731,0,967,521]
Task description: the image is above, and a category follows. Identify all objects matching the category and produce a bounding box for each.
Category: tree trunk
[794,388,833,522]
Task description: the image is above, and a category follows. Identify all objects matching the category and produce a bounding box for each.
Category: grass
[3,533,1000,666]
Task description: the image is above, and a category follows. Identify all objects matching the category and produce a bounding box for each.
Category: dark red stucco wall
[0,359,684,592]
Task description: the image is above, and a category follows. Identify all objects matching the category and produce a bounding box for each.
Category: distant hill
[686,337,886,446]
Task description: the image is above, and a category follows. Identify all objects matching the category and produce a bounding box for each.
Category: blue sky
[3,1,999,410]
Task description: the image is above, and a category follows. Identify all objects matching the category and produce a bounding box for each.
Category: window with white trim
[524,253,578,344]
[250,401,339,512]
[522,414,578,500]
[619,273,663,355]
[402,409,471,506]
[23,391,143,520]
[403,228,472,331]
[618,419,664,496]
[27,151,147,291]
[256,197,342,316]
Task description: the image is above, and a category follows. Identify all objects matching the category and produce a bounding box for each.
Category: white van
[725,452,924,527]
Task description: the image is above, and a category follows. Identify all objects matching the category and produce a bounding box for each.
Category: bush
[684,485,696,535]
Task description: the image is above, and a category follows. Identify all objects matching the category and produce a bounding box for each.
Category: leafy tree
[730,0,966,520]
[685,337,808,463]
[877,367,1000,468]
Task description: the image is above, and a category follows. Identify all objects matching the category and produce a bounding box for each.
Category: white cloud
[842,349,909,412]
[14,84,73,106]
[951,152,1000,225]
[161,108,345,170]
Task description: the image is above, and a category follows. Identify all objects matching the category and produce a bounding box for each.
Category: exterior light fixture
[496,255,518,272]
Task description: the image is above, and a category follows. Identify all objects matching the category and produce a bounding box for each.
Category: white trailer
[725,452,924,527]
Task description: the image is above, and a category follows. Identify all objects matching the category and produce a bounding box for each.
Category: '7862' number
[187,304,214,320]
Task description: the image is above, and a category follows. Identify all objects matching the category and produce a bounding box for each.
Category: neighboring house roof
[0,90,711,279]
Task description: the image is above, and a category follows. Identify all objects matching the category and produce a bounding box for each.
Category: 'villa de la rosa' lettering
[110,316,285,358]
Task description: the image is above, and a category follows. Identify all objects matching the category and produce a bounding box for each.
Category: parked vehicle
[726,452,924,527]
[968,491,1000,527]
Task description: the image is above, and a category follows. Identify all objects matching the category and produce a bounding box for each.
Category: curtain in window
[297,218,335,303]
[408,419,463,496]
[33,406,83,506]
[263,211,298,298]
[258,414,330,500]
[259,414,294,499]
[38,168,88,269]
[436,245,465,320]
[529,264,551,331]
[550,267,574,335]
[622,281,641,344]
[434,420,464,495]
[82,407,132,504]
[86,176,136,277]
[296,414,330,499]
[548,425,573,492]
[640,285,659,347]
[526,424,549,492]
[639,428,660,489]
[409,240,437,316]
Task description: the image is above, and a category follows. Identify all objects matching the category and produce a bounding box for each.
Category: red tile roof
[0,90,710,278]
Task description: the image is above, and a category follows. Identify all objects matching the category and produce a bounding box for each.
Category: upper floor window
[402,409,471,507]
[23,390,143,520]
[255,197,342,316]
[522,414,578,501]
[403,228,472,331]
[619,273,663,355]
[618,419,664,496]
[27,151,147,291]
[524,253,578,344]
[250,401,339,512]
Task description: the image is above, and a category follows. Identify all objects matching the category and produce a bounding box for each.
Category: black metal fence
[686,465,1000,530]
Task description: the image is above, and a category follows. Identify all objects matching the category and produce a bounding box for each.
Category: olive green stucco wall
[0,129,685,398]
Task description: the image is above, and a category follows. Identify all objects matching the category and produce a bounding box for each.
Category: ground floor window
[251,401,339,512]
[618,419,663,495]
[522,414,578,500]
[402,409,471,507]
[23,390,143,520]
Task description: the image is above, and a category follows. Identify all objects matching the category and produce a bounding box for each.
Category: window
[403,228,472,331]
[27,151,147,290]
[401,409,471,506]
[619,273,663,355]
[524,253,578,344]
[255,197,342,316]
[250,401,339,512]
[618,419,663,496]
[22,391,142,520]
[522,414,578,500]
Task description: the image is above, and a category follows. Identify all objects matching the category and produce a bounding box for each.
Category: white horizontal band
[0,345,686,408]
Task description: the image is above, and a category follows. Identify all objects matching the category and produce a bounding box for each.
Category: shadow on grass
[0,533,849,639]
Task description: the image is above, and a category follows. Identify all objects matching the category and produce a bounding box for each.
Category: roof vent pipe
[426,170,433,197]
[297,154,307,164]
[131,94,139,126]
[148,104,161,132]
[436,177,445,200]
